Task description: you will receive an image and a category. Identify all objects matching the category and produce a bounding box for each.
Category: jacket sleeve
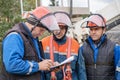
[76,47,87,80]
[114,44,120,80]
[2,33,39,75]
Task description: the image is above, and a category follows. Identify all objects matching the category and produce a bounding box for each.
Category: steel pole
[70,0,73,18]
[20,0,23,15]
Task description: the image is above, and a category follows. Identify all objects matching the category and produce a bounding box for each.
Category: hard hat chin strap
[27,16,40,32]
[30,22,38,32]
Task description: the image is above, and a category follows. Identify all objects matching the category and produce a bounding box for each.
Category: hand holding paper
[50,56,75,70]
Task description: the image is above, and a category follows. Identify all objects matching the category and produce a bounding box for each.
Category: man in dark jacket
[78,14,120,80]
[0,6,60,80]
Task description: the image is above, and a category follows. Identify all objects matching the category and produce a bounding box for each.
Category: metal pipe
[88,0,90,12]
[61,0,63,6]
[69,0,73,18]
[107,18,120,31]
[36,0,38,7]
[20,0,23,15]
[39,0,41,6]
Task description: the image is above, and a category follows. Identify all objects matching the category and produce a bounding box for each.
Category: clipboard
[50,56,75,70]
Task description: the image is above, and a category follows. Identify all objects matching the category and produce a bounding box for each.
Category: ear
[103,27,106,34]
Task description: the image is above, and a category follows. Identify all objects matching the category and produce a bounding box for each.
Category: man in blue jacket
[79,14,120,80]
[0,6,60,80]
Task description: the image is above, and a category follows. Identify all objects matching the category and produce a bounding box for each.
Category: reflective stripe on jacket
[1,23,44,80]
[41,35,87,80]
[81,35,116,80]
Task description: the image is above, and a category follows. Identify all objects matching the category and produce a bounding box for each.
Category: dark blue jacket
[79,34,120,80]
[1,23,44,80]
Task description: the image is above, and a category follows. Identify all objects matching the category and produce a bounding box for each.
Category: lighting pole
[36,0,38,7]
[70,0,73,18]
[20,0,23,16]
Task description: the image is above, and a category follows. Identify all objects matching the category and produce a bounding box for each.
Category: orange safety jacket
[41,35,79,80]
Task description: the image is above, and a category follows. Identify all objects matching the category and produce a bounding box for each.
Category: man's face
[32,26,46,38]
[89,27,106,41]
[53,24,66,39]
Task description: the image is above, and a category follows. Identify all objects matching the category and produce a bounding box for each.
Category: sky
[41,0,114,13]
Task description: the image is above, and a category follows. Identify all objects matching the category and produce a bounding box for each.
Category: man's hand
[52,62,62,72]
[38,59,54,71]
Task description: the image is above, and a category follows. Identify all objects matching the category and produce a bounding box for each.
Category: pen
[41,58,44,61]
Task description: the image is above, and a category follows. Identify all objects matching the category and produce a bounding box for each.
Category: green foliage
[0,0,21,41]
[0,0,35,66]
[0,0,50,65]
[23,0,36,11]
[0,0,36,42]
[0,0,20,20]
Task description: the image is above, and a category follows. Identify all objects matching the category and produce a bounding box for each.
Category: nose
[90,29,96,34]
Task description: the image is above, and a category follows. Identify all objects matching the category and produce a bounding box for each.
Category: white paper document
[50,56,75,70]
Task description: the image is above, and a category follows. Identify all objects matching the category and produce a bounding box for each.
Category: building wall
[41,0,89,7]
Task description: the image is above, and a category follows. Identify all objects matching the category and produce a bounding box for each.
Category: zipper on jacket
[94,64,96,69]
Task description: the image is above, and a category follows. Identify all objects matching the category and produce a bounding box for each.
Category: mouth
[91,35,97,37]
[53,31,61,35]
[91,35,97,39]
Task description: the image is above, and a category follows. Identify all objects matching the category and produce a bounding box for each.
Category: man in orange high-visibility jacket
[41,11,87,80]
